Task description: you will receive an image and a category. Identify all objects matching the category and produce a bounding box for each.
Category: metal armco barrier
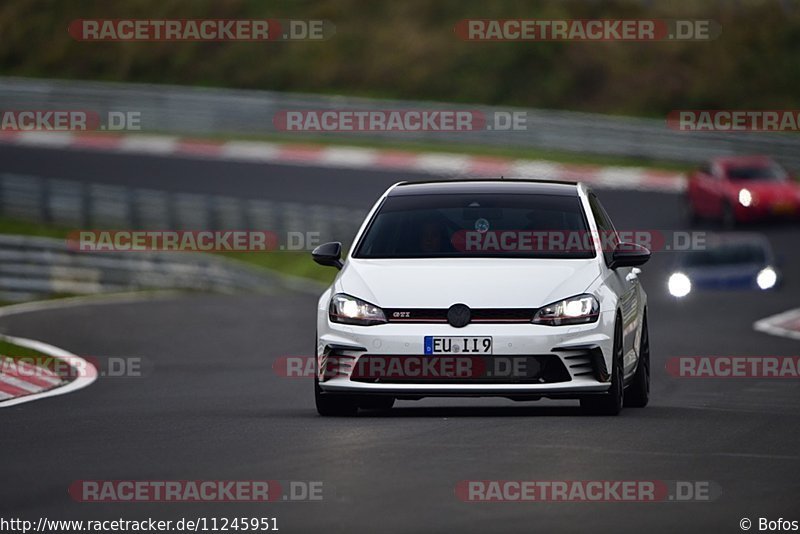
[1,76,799,169]
[0,171,358,302]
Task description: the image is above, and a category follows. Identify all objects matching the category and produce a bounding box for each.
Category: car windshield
[726,163,788,181]
[353,192,595,259]
[681,242,768,267]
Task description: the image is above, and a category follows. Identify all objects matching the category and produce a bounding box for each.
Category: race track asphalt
[1,144,799,533]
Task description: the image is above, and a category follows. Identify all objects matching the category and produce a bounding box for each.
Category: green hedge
[1,0,798,116]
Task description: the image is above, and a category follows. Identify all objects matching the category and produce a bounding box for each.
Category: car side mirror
[609,242,650,269]
[312,242,343,270]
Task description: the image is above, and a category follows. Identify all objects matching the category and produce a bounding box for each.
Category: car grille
[348,354,571,384]
[384,308,536,324]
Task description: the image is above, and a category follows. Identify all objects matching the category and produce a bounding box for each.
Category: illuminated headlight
[756,267,777,290]
[329,293,387,326]
[668,272,692,298]
[738,188,753,207]
[532,294,599,326]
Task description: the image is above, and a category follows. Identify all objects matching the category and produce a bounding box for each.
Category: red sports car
[686,156,800,227]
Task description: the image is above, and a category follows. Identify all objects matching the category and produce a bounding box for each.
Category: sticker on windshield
[474,218,490,233]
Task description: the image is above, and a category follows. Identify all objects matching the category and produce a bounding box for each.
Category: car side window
[588,193,618,267]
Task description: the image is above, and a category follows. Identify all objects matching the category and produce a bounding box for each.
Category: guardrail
[0,171,361,302]
[0,234,291,302]
[0,173,366,244]
[2,76,799,169]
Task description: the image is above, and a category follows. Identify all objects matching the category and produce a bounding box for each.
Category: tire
[315,375,358,416]
[358,396,395,411]
[721,201,737,230]
[624,313,650,408]
[581,316,624,416]
[685,195,700,226]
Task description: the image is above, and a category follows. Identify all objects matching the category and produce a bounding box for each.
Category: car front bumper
[735,201,800,222]
[316,310,616,398]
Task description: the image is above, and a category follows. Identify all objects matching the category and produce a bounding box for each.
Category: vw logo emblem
[447,303,471,328]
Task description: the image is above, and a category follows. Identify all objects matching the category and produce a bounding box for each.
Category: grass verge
[0,339,47,362]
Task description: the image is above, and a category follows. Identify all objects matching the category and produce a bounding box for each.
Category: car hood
[683,263,765,289]
[336,258,603,308]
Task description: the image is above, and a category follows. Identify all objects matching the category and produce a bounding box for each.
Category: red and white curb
[0,333,97,408]
[0,131,686,193]
[0,350,64,400]
[0,292,181,407]
[754,308,800,341]
[0,294,170,407]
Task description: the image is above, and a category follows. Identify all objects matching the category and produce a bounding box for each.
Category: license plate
[424,336,492,355]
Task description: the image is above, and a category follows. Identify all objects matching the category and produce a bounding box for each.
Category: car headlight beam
[329,293,387,326]
[668,272,692,298]
[533,294,599,326]
[756,267,777,290]
[739,188,753,207]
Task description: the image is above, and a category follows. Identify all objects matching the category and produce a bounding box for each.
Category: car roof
[704,232,772,247]
[389,179,581,197]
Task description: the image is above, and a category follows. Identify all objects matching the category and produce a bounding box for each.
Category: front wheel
[624,313,650,408]
[581,317,624,416]
[358,396,395,411]
[721,201,737,230]
[685,194,700,226]
[315,375,358,416]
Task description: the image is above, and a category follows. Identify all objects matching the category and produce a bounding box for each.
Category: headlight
[739,188,753,207]
[668,272,692,298]
[329,293,387,326]
[756,267,777,290]
[532,294,599,326]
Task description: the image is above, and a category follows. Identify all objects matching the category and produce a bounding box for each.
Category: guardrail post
[81,182,92,227]
[41,178,52,224]
[128,187,141,229]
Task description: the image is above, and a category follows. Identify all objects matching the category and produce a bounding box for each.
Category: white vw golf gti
[312,180,650,415]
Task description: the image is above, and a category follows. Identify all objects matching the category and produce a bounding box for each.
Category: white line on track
[753,308,800,341]
[0,290,182,320]
[0,290,181,408]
